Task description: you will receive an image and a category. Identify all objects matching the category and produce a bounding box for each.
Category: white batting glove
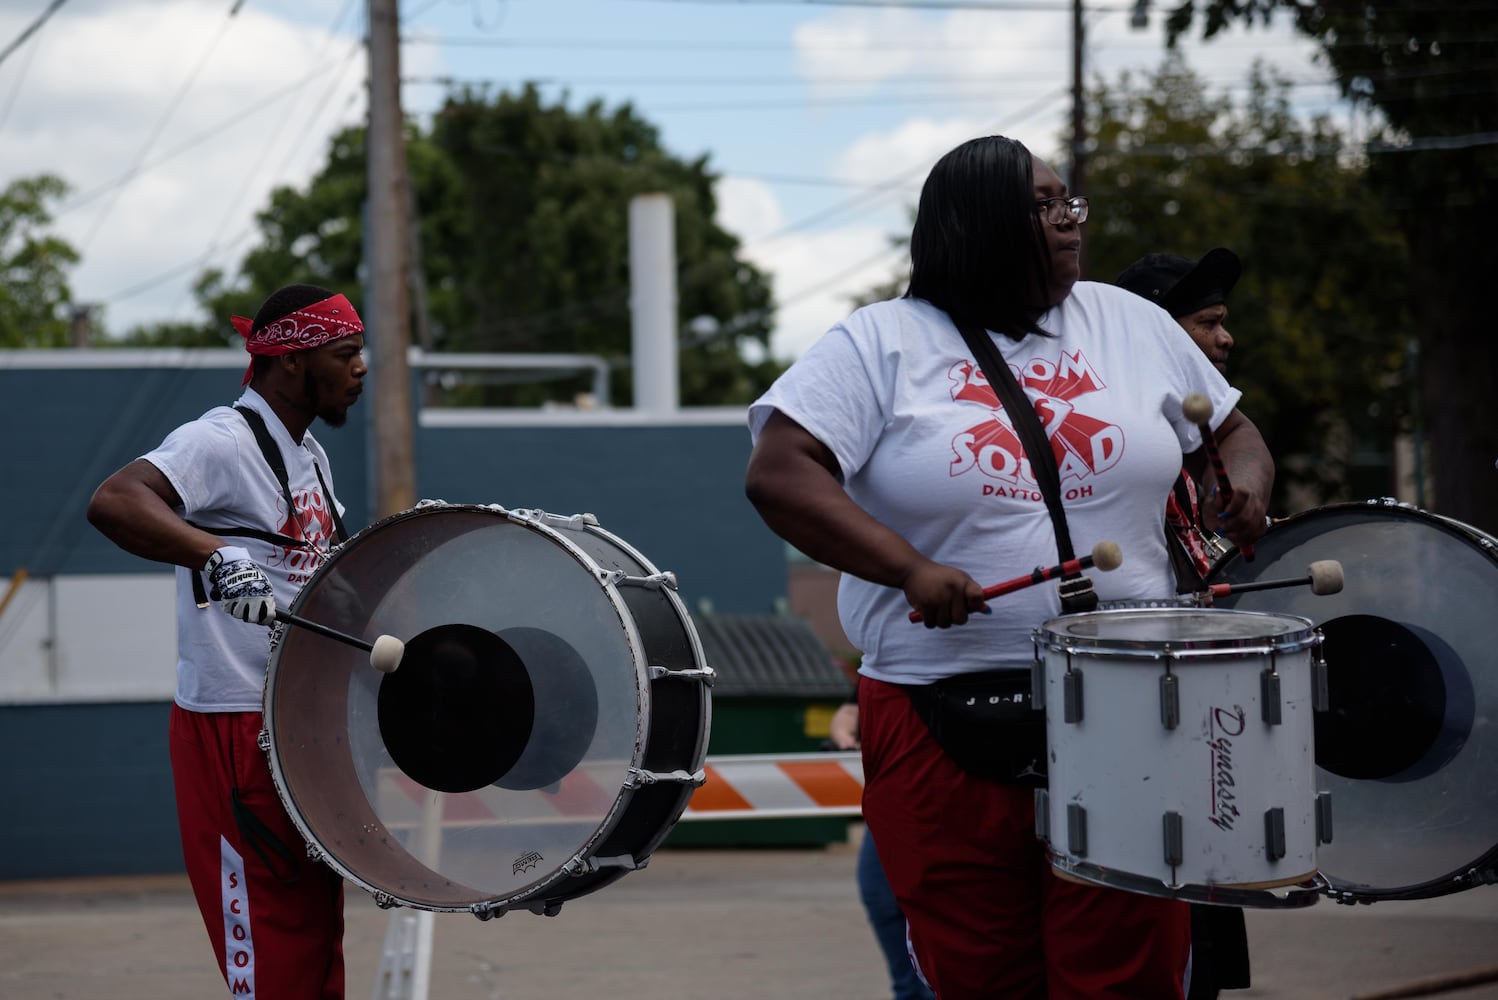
[204,546,276,625]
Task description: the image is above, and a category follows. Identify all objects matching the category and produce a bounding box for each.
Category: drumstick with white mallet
[274,609,405,673]
[908,541,1124,623]
[1201,560,1344,600]
[1182,393,1254,561]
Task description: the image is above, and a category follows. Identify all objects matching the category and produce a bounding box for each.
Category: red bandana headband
[230,293,364,385]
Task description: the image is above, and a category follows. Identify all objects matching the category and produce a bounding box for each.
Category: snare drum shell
[1039,608,1321,898]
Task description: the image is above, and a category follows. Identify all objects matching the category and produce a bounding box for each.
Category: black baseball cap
[1115,247,1242,318]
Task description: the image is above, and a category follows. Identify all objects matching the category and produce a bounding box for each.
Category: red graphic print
[947,349,1120,491]
[264,486,336,584]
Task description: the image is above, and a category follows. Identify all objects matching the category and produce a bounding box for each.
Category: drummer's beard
[306,371,351,428]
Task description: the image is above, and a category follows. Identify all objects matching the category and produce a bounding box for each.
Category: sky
[0,0,1334,362]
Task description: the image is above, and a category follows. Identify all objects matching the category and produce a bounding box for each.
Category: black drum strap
[189,405,346,607]
[955,319,1097,613]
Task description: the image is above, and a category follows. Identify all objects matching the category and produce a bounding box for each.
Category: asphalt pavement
[2,826,1496,1000]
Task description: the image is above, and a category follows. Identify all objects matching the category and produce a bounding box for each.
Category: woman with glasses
[745,135,1272,998]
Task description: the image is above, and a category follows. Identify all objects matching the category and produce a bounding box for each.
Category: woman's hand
[902,558,989,629]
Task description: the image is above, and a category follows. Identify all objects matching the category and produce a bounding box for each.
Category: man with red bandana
[88,284,367,999]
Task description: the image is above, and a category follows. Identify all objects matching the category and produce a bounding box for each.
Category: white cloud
[741,224,905,362]
[0,0,369,333]
[714,175,785,245]
[0,0,1331,354]
[833,116,991,188]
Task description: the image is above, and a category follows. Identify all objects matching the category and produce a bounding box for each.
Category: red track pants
[169,705,345,999]
[859,676,1191,999]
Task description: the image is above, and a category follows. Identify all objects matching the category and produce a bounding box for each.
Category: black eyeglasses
[1036,196,1089,226]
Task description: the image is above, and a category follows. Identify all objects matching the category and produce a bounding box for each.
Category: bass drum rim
[261,502,711,916]
[1206,499,1498,902]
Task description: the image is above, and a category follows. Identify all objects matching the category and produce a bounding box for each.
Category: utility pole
[367,0,416,516]
[1070,0,1088,276]
[1070,0,1085,199]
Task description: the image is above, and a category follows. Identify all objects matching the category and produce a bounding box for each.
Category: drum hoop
[576,517,712,681]
[1206,497,1498,580]
[1049,855,1325,910]
[1038,607,1318,655]
[261,501,659,912]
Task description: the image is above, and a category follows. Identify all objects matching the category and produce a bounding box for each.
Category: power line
[55,61,346,220]
[0,0,66,69]
[170,0,365,319]
[76,0,246,253]
[0,6,46,137]
[401,32,1325,51]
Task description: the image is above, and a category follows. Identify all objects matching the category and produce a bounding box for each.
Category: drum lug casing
[1260,668,1283,725]
[565,854,643,876]
[1311,647,1329,712]
[373,891,399,910]
[1067,803,1088,856]
[1062,655,1083,724]
[1029,656,1046,712]
[1163,811,1184,868]
[649,663,717,686]
[1265,807,1287,861]
[1034,789,1050,840]
[626,767,707,789]
[1316,791,1334,845]
[256,729,271,752]
[467,899,564,920]
[600,568,679,592]
[506,507,600,531]
[1159,672,1179,730]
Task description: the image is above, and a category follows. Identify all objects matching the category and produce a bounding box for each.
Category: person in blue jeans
[830,700,936,1000]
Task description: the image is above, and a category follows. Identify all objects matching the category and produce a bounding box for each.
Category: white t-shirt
[142,387,347,712]
[748,284,1241,685]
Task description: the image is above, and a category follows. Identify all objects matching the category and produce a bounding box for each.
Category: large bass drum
[261,502,713,917]
[1206,499,1498,902]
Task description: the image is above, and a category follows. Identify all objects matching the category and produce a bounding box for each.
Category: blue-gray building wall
[0,353,789,879]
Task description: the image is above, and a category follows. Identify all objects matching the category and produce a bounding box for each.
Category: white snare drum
[1034,607,1327,907]
[262,502,713,917]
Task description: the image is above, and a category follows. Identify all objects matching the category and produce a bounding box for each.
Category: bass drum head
[1206,500,1498,900]
[264,504,655,913]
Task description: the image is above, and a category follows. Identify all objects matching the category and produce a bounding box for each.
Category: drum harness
[898,322,1103,786]
[187,403,350,884]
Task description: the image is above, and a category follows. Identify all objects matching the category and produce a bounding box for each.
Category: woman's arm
[745,410,987,628]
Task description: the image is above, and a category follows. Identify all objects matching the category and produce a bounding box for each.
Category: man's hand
[828,702,861,750]
[205,546,276,625]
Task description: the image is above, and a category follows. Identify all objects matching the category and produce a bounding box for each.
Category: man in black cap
[1117,247,1240,373]
[1117,247,1253,1000]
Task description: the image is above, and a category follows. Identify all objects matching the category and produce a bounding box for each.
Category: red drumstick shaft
[907,553,1095,623]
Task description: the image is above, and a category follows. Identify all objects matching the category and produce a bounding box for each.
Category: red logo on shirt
[947,350,1122,490]
[266,487,336,582]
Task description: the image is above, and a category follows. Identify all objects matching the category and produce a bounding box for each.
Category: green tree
[1082,56,1411,508]
[0,174,79,347]
[1161,0,1498,529]
[179,86,780,407]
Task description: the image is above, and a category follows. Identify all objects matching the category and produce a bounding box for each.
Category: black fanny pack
[903,667,1047,787]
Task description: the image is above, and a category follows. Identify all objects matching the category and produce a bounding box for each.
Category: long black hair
[905,135,1054,340]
